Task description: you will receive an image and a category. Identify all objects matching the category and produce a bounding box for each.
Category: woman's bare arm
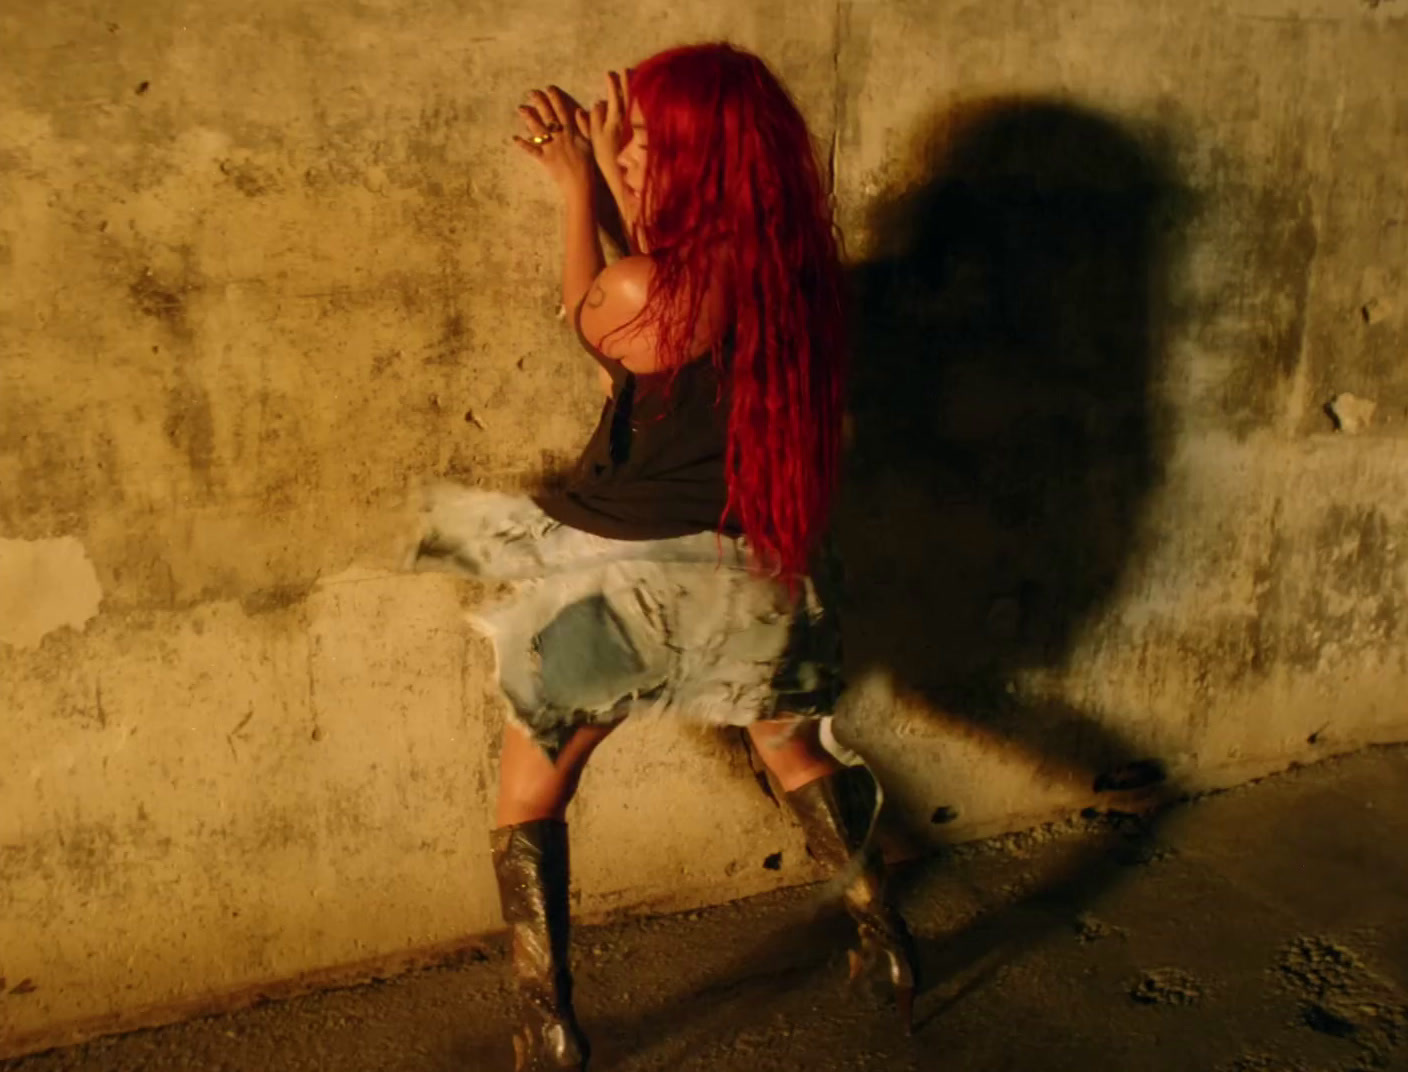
[561,184,604,316]
[513,86,606,323]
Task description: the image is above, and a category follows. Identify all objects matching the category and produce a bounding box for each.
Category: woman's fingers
[535,87,562,127]
[549,85,585,125]
[619,69,633,119]
[517,102,551,136]
[523,91,562,135]
[520,79,619,142]
[602,69,619,120]
[514,103,554,165]
[535,86,573,130]
[514,85,601,197]
[604,71,622,124]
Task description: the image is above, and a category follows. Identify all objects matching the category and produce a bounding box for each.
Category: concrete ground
[7,746,1407,1072]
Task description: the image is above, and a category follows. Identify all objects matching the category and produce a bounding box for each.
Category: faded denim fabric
[409,485,842,759]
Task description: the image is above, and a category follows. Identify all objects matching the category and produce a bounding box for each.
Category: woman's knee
[495,721,616,826]
[747,717,841,792]
[497,780,573,825]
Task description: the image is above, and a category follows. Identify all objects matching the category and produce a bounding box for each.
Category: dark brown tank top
[532,331,736,540]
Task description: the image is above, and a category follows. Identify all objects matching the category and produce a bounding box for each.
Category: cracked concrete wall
[2,0,1405,1056]
[828,0,1408,840]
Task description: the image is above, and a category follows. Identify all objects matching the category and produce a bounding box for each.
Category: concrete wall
[2,0,1404,1056]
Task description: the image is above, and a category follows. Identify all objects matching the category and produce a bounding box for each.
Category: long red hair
[628,43,846,579]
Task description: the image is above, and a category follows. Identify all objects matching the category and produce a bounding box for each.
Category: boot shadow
[574,906,863,1068]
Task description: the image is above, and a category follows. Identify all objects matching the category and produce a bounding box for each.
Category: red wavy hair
[628,43,846,579]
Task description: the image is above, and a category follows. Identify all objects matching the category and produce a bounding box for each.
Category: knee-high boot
[490,819,590,1071]
[784,766,919,1030]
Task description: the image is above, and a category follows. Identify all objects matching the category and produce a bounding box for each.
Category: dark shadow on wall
[830,95,1192,1028]
[838,97,1188,818]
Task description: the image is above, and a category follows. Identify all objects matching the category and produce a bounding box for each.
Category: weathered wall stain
[0,821,135,918]
[1247,499,1404,674]
[1313,503,1400,643]
[239,582,314,616]
[0,538,103,649]
[218,156,278,198]
[128,268,187,329]
[1218,184,1320,433]
[162,376,218,491]
[424,310,471,367]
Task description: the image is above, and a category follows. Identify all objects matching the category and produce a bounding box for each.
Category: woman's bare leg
[750,716,918,1028]
[491,720,617,1069]
[496,720,619,828]
[746,717,843,791]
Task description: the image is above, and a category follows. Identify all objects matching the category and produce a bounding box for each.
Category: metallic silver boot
[785,766,919,1030]
[490,820,590,1071]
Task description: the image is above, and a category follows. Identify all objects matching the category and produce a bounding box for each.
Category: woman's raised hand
[514,86,593,197]
[586,71,629,181]
[585,70,639,247]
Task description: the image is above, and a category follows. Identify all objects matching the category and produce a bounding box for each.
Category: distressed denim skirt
[409,486,844,759]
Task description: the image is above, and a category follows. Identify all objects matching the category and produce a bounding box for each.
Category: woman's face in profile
[617,101,648,220]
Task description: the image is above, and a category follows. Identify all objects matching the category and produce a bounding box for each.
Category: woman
[412,43,915,1071]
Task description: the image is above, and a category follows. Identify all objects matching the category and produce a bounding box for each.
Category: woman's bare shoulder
[577,256,655,362]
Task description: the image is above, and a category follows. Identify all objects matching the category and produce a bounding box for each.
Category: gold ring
[530,133,553,145]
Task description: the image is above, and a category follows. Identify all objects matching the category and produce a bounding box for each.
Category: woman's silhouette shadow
[841,96,1183,801]
[834,97,1191,1019]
